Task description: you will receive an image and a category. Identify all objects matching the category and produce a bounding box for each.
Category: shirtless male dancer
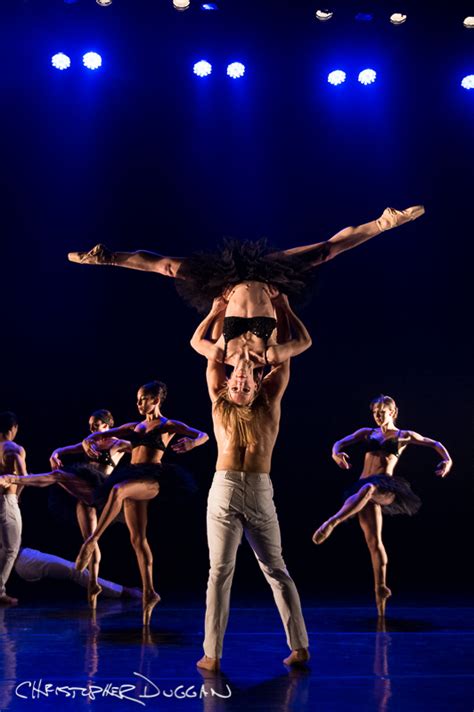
[0,412,27,605]
[194,295,310,671]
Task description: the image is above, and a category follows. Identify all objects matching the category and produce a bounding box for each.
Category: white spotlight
[463,17,474,29]
[194,60,212,77]
[83,52,102,70]
[173,0,191,10]
[315,9,333,21]
[97,0,112,5]
[51,53,71,70]
[328,70,346,86]
[390,13,407,25]
[461,75,474,90]
[227,62,245,79]
[358,68,376,85]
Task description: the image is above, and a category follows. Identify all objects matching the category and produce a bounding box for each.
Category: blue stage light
[201,3,218,9]
[328,70,346,86]
[83,52,102,70]
[355,12,373,22]
[461,75,474,89]
[227,62,246,79]
[194,60,213,77]
[51,53,71,70]
[358,68,377,85]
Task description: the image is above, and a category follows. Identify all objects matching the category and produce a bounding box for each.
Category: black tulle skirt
[175,237,328,313]
[94,462,198,507]
[344,474,422,516]
[48,462,112,524]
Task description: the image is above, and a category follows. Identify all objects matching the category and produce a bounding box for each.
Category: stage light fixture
[194,60,212,77]
[461,75,474,89]
[463,17,474,29]
[96,0,113,5]
[173,0,191,10]
[355,12,373,22]
[358,68,376,85]
[390,13,407,25]
[315,9,333,21]
[328,70,346,86]
[83,52,102,70]
[201,3,218,9]
[51,53,71,70]
[227,62,245,79]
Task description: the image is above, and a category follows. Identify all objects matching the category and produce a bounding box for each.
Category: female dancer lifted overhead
[68,206,425,315]
[312,395,452,617]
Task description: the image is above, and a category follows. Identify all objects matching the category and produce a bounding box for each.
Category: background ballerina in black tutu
[312,394,452,617]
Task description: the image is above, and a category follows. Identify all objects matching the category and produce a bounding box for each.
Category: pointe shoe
[196,656,220,672]
[312,520,336,545]
[283,648,310,667]
[375,585,392,617]
[142,592,161,627]
[88,583,103,610]
[75,541,95,572]
[68,243,114,265]
[376,205,425,232]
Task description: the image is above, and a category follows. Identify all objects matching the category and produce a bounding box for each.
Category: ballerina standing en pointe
[312,395,452,617]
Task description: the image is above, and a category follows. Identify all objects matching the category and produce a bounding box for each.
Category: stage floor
[1,602,473,711]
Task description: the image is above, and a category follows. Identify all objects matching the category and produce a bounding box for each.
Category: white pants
[203,470,309,659]
[0,495,22,597]
[14,548,124,598]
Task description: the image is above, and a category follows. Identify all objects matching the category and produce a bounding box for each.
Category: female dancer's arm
[50,442,86,468]
[167,421,209,453]
[266,294,312,363]
[331,428,372,469]
[82,423,139,459]
[269,206,425,268]
[402,431,453,477]
[190,297,227,360]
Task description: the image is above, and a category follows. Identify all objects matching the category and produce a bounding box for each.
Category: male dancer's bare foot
[312,519,337,544]
[68,244,114,265]
[376,205,425,232]
[87,582,103,610]
[196,656,220,672]
[142,591,161,627]
[375,585,392,617]
[0,594,18,606]
[283,648,310,667]
[75,538,96,572]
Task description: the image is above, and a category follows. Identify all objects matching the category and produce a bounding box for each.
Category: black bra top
[128,428,166,452]
[94,448,115,467]
[223,316,277,363]
[364,430,402,458]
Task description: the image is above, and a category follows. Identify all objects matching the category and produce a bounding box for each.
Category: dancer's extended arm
[82,423,139,458]
[331,429,372,469]
[50,442,86,468]
[266,294,312,364]
[166,421,209,454]
[402,431,453,477]
[270,206,425,268]
[190,297,227,360]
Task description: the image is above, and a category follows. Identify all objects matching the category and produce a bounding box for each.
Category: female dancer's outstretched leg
[358,502,391,617]
[312,483,378,544]
[76,502,101,609]
[123,499,160,626]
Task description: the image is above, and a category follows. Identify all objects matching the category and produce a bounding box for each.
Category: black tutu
[94,462,198,507]
[344,475,422,516]
[48,462,112,525]
[175,237,328,313]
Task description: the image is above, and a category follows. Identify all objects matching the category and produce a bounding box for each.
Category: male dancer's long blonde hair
[214,384,269,448]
